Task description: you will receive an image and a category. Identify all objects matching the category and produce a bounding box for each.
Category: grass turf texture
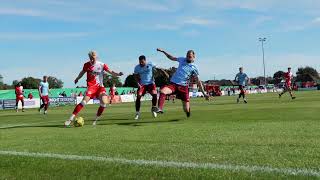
[0,91,319,179]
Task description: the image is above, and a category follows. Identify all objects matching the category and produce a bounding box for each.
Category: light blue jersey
[170,57,199,86]
[235,73,248,86]
[39,82,49,96]
[134,63,155,85]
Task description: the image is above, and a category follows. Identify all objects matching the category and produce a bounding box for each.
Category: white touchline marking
[0,150,319,177]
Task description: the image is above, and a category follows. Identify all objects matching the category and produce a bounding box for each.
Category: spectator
[78,91,83,97]
[28,92,33,99]
[227,88,231,96]
[61,91,67,97]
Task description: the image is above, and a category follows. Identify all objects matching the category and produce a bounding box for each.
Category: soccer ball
[74,117,84,127]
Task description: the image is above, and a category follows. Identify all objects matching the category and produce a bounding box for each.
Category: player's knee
[100,102,107,108]
[160,88,168,94]
[80,100,87,106]
[101,96,109,104]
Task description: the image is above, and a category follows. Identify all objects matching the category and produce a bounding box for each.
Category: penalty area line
[0,150,319,177]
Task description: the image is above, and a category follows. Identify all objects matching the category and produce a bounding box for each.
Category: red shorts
[41,95,49,105]
[86,85,107,99]
[16,96,24,101]
[239,85,246,94]
[138,84,157,96]
[164,83,189,102]
[285,82,292,88]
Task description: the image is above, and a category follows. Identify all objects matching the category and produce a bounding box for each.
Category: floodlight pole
[259,38,267,86]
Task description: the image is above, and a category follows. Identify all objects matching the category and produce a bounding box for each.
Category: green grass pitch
[0,91,319,179]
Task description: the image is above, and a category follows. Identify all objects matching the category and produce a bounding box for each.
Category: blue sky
[1,0,320,87]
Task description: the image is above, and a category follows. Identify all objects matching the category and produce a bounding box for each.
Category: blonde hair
[88,50,97,58]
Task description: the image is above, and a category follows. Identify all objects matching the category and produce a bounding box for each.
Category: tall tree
[103,74,122,87]
[154,67,176,87]
[12,80,19,86]
[296,66,319,82]
[47,76,64,89]
[0,74,3,86]
[21,77,41,89]
[123,74,137,88]
[273,71,285,84]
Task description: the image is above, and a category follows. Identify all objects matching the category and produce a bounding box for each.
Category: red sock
[158,93,166,110]
[97,106,105,117]
[72,103,84,116]
[44,104,48,111]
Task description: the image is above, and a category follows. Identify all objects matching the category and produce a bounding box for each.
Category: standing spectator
[28,92,33,99]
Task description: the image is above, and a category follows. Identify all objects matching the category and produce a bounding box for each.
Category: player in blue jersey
[38,76,50,114]
[235,67,249,103]
[156,48,209,117]
[133,55,158,120]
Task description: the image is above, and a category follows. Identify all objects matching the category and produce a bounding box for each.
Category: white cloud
[107,0,178,12]
[197,54,320,80]
[0,8,43,16]
[280,17,320,32]
[0,32,90,40]
[153,17,219,31]
[251,16,273,26]
[182,17,218,26]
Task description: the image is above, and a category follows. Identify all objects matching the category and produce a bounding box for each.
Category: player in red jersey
[279,67,296,99]
[64,51,123,127]
[15,82,25,112]
[109,84,116,105]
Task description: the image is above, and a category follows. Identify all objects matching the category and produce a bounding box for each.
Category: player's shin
[135,96,141,112]
[71,100,86,120]
[152,94,157,107]
[96,104,106,117]
[158,93,166,111]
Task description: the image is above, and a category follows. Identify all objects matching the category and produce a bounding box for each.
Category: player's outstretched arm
[106,69,124,77]
[157,48,177,61]
[196,76,210,101]
[74,70,86,84]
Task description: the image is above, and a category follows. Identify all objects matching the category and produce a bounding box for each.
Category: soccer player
[133,55,158,120]
[15,82,24,112]
[279,67,296,99]
[156,48,209,117]
[38,76,50,114]
[235,67,249,103]
[109,84,116,105]
[64,51,123,127]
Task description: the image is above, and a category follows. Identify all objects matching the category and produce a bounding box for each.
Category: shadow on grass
[0,119,182,129]
[0,124,65,130]
[113,119,181,126]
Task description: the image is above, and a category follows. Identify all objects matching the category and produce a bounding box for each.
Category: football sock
[135,98,141,112]
[96,105,106,117]
[158,93,166,110]
[72,103,84,116]
[152,94,157,107]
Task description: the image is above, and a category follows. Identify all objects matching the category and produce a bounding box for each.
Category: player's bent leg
[93,94,108,125]
[15,99,19,112]
[65,96,90,127]
[182,101,191,118]
[151,92,158,118]
[135,95,142,120]
[21,100,25,112]
[288,88,296,99]
[157,87,173,113]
